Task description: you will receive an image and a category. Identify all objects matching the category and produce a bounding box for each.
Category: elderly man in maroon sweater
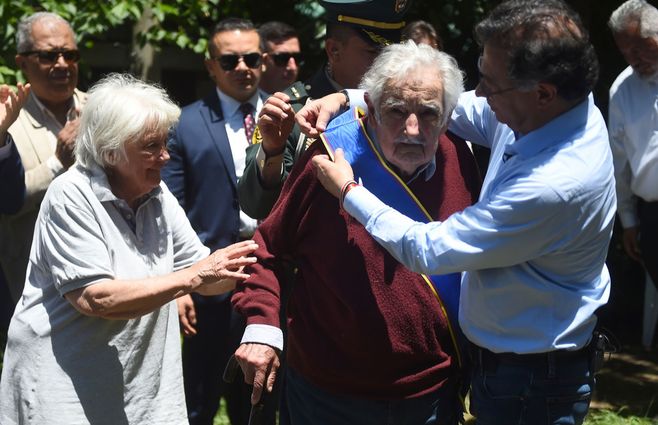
[233,41,481,425]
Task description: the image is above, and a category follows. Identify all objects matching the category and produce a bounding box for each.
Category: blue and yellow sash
[319,109,465,367]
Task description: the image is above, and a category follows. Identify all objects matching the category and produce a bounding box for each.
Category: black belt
[469,342,591,374]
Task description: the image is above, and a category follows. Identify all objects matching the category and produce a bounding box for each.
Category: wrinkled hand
[194,240,258,295]
[0,83,30,142]
[295,92,347,137]
[622,226,642,262]
[235,343,280,405]
[55,113,80,169]
[312,148,355,199]
[259,92,295,156]
[177,294,197,336]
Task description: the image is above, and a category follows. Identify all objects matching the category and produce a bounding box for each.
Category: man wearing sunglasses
[1,12,85,303]
[259,21,302,95]
[161,17,272,425]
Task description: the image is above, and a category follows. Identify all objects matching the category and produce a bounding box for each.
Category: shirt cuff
[618,211,639,229]
[343,185,384,228]
[0,138,12,161]
[241,324,284,351]
[47,155,65,176]
[344,89,366,110]
[256,145,284,177]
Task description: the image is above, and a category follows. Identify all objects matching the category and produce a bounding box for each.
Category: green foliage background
[1,0,650,94]
[0,0,322,86]
[3,0,654,111]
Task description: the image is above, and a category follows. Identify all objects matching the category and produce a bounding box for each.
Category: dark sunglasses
[215,53,262,71]
[270,52,304,67]
[20,49,81,64]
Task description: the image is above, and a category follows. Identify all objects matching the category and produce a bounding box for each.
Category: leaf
[110,2,129,20]
[175,33,190,49]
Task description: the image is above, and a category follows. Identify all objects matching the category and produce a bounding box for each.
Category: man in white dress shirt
[608,0,658,290]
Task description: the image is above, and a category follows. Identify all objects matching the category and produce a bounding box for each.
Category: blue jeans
[285,367,460,425]
[469,344,594,425]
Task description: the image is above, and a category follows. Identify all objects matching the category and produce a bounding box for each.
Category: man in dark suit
[1,82,29,361]
[161,18,266,425]
[238,0,411,219]
[0,83,29,214]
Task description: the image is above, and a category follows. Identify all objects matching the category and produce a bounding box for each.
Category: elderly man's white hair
[75,73,180,169]
[359,40,464,128]
[16,12,76,53]
[609,0,658,38]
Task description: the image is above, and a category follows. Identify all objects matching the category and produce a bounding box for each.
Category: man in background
[162,17,272,425]
[1,12,84,302]
[258,21,302,95]
[608,0,658,289]
[0,84,29,215]
[0,82,29,363]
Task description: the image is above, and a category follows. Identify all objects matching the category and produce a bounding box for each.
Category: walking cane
[223,354,269,425]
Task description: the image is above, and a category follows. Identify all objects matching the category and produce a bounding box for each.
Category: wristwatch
[339,89,350,111]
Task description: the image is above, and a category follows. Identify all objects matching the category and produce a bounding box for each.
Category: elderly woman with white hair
[0,74,258,425]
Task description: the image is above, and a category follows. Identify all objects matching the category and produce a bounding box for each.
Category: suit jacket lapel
[22,93,54,164]
[200,90,238,189]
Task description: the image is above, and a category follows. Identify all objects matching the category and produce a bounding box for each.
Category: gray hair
[609,0,658,38]
[75,73,180,169]
[16,12,76,53]
[359,40,464,128]
[475,0,598,101]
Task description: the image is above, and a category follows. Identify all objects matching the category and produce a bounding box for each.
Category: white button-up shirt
[609,65,658,228]
[216,88,263,237]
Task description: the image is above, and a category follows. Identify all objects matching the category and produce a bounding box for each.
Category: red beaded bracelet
[339,179,359,209]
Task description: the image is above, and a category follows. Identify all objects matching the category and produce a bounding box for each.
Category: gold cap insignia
[363,30,390,46]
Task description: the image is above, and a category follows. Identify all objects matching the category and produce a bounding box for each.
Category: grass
[585,409,656,425]
[213,400,230,425]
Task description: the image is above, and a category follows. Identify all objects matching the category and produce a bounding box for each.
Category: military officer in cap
[238,0,411,219]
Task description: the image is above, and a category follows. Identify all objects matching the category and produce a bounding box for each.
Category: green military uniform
[238,70,338,219]
[239,82,305,219]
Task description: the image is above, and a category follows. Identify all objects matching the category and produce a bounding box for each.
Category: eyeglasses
[477,56,517,98]
[270,52,304,67]
[215,53,262,71]
[477,83,518,99]
[20,49,80,65]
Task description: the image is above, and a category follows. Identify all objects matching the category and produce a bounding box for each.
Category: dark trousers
[638,199,658,289]
[468,342,594,425]
[0,267,15,356]
[182,295,257,425]
[284,367,460,425]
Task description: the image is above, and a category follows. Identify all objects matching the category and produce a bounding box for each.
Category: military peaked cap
[320,0,413,46]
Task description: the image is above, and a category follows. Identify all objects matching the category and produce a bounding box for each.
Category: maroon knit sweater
[233,130,481,399]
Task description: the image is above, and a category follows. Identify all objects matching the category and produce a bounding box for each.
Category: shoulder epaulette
[282,81,309,105]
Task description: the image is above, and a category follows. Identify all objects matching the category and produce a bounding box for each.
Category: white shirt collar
[215,87,262,119]
[30,91,79,128]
